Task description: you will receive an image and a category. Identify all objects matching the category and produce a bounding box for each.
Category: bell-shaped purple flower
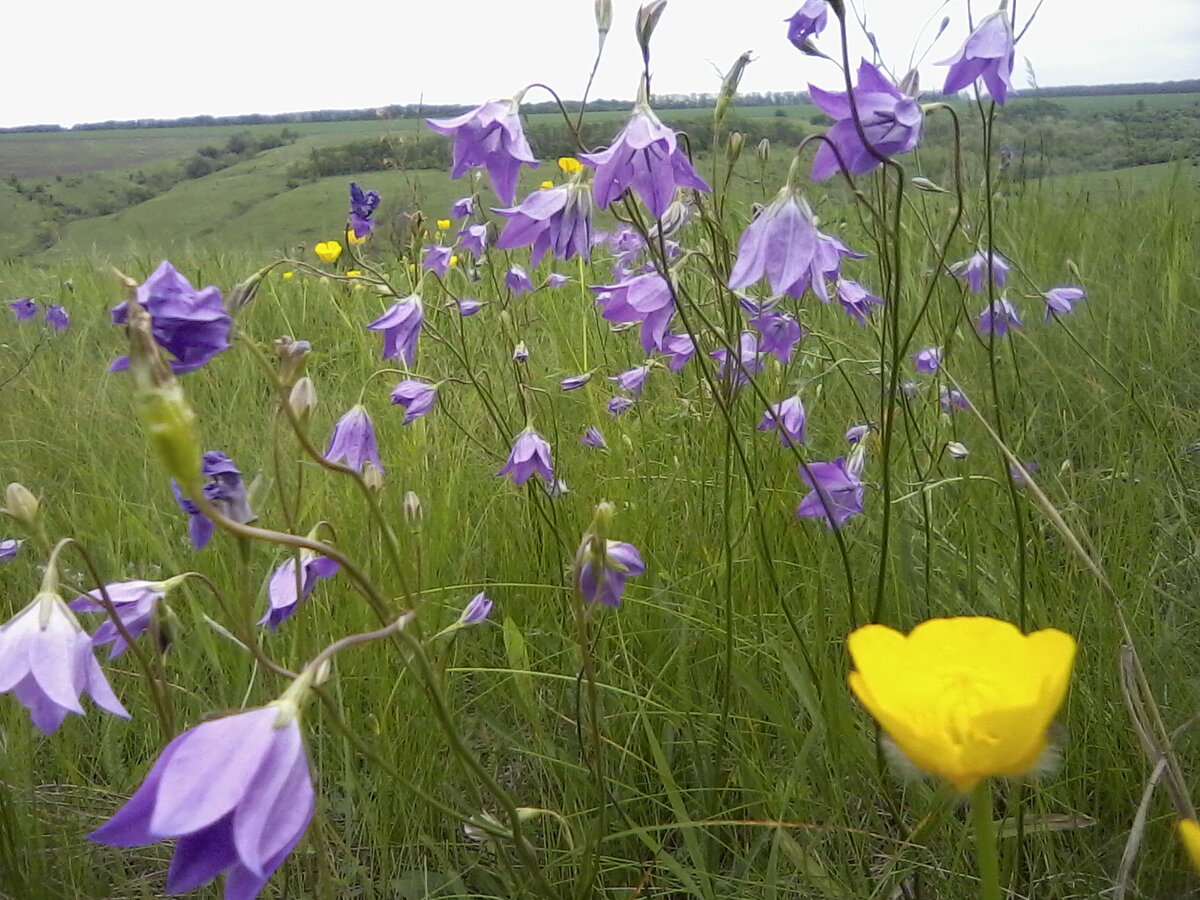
[45,304,70,330]
[172,480,215,550]
[70,579,175,659]
[978,296,1022,336]
[202,451,255,525]
[423,245,454,276]
[592,272,675,354]
[787,0,829,46]
[457,298,482,316]
[497,428,554,485]
[581,103,711,218]
[89,704,314,899]
[845,423,871,445]
[450,196,476,219]
[581,426,608,449]
[758,396,807,446]
[836,279,884,325]
[9,298,37,321]
[325,405,384,473]
[560,373,592,391]
[939,386,970,413]
[459,592,493,625]
[750,311,804,363]
[810,61,924,180]
[390,379,438,424]
[494,183,592,267]
[426,98,539,205]
[661,332,696,372]
[611,363,652,397]
[608,396,635,417]
[711,332,764,388]
[912,346,942,374]
[546,273,570,289]
[457,223,489,257]
[938,10,1016,105]
[797,458,865,530]
[110,261,232,374]
[513,341,530,362]
[506,265,534,296]
[260,552,340,630]
[367,294,423,365]
[1042,286,1086,320]
[0,590,129,733]
[579,540,645,608]
[951,249,1010,293]
[0,538,20,561]
[348,182,381,238]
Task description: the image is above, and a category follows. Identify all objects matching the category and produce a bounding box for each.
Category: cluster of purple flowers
[9,298,69,328]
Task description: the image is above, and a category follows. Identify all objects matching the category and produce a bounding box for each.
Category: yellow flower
[558,156,583,174]
[847,616,1076,794]
[1179,820,1200,872]
[281,271,294,280]
[436,219,451,230]
[314,240,343,263]
[346,270,362,278]
[540,180,555,189]
[449,255,459,267]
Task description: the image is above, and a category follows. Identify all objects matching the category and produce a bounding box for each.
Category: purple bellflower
[89,704,314,900]
[450,196,476,219]
[172,481,215,550]
[951,249,1010,293]
[593,272,675,353]
[787,0,829,46]
[498,429,554,485]
[457,223,489,257]
[348,182,381,238]
[913,346,942,374]
[506,265,534,296]
[390,380,438,424]
[0,538,19,560]
[423,245,454,277]
[494,183,593,267]
[750,311,804,363]
[260,552,340,630]
[797,458,865,530]
[608,396,635,417]
[939,386,970,414]
[661,332,696,371]
[45,304,70,330]
[1042,286,1086,320]
[938,10,1016,104]
[712,332,764,389]
[367,294,423,365]
[582,426,608,450]
[0,589,129,733]
[810,61,924,180]
[460,592,493,625]
[70,577,183,659]
[758,396,807,446]
[978,296,1022,336]
[427,99,538,205]
[611,363,652,397]
[578,540,645,608]
[560,373,592,391]
[513,341,530,362]
[9,298,37,320]
[110,261,232,373]
[202,451,255,525]
[845,423,871,445]
[546,273,570,289]
[836,279,884,324]
[581,103,711,218]
[457,297,482,316]
[325,405,384,473]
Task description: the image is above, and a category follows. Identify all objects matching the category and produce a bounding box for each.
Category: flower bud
[947,441,969,460]
[274,336,312,384]
[226,265,272,314]
[714,50,753,129]
[756,138,770,164]
[513,341,529,363]
[726,131,745,167]
[3,483,40,528]
[1066,259,1082,282]
[899,68,920,98]
[912,176,949,193]
[636,0,668,63]
[403,490,423,525]
[594,0,613,48]
[288,377,318,422]
[362,461,385,493]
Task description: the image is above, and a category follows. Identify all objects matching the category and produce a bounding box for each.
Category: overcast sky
[2,0,1196,128]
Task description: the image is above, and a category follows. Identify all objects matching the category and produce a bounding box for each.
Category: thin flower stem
[971,781,1002,900]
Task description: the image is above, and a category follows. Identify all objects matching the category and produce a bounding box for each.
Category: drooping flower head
[580,103,711,218]
[951,249,1010,293]
[506,265,534,296]
[592,272,675,354]
[937,10,1016,105]
[389,380,438,425]
[70,577,184,659]
[423,245,454,276]
[560,373,591,392]
[836,279,884,325]
[847,616,1076,792]
[325,405,384,473]
[611,363,652,397]
[426,98,539,205]
[497,428,554,485]
[260,551,340,630]
[493,183,593,267]
[172,480,215,550]
[1042,286,1086,320]
[581,426,607,450]
[201,451,255,525]
[978,296,1022,337]
[450,196,476,219]
[786,0,829,46]
[348,182,381,238]
[750,311,804,364]
[0,587,129,733]
[9,298,37,321]
[89,703,314,898]
[110,261,231,374]
[661,332,696,372]
[45,304,70,330]
[546,272,570,289]
[607,396,635,417]
[457,297,482,316]
[0,538,19,561]
[459,592,493,625]
[578,540,645,608]
[797,457,865,529]
[939,386,970,414]
[810,61,924,180]
[711,332,764,389]
[758,396,807,446]
[912,346,942,374]
[457,223,489,257]
[367,295,423,365]
[845,423,870,445]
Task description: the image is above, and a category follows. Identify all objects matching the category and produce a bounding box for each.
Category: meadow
[3,6,1200,900]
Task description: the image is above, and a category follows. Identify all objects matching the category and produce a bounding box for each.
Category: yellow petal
[436,219,451,230]
[1179,820,1200,872]
[540,180,555,189]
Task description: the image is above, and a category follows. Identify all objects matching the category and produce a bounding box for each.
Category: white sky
[2,0,1196,128]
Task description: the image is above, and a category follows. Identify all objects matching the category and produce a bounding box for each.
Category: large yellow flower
[558,156,583,174]
[315,240,343,263]
[847,616,1076,793]
[1179,820,1200,872]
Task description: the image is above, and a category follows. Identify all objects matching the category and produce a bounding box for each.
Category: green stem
[971,781,1001,900]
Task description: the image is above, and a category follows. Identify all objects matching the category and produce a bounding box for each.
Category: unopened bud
[591,500,616,543]
[911,176,949,194]
[947,441,969,460]
[594,0,613,48]
[636,0,668,64]
[1066,259,1082,282]
[3,483,40,528]
[513,341,529,362]
[403,490,423,525]
[226,265,272,314]
[288,377,318,421]
[274,336,312,384]
[726,131,745,166]
[362,461,385,493]
[714,50,753,128]
[756,138,770,164]
[899,68,919,98]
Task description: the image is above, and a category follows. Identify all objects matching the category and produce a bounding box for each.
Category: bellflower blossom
[786,0,828,47]
[45,304,70,330]
[712,333,764,389]
[423,245,454,276]
[70,577,184,659]
[845,423,871,445]
[611,363,652,397]
[497,429,554,485]
[661,333,696,372]
[110,261,231,373]
[494,183,593,267]
[581,103,711,218]
[0,538,19,561]
[592,272,675,354]
[450,196,476,219]
[390,380,438,424]
[581,426,608,450]
[459,592,493,625]
[979,296,1022,337]
[750,311,804,363]
[325,405,384,473]
[172,481,215,550]
[560,373,592,391]
[9,298,37,321]
[202,451,255,525]
[367,295,423,365]
[348,182,381,238]
[940,386,970,414]
[506,265,534,296]
[951,249,1010,293]
[427,98,538,204]
[457,297,482,316]
[0,588,129,733]
[260,552,340,630]
[608,396,635,417]
[578,540,645,608]
[546,273,570,289]
[913,346,942,374]
[89,704,314,899]
[810,61,924,180]
[797,457,865,530]
[457,223,489,257]
[758,396,807,446]
[513,341,530,362]
[938,10,1016,104]
[1042,286,1086,320]
[837,279,884,324]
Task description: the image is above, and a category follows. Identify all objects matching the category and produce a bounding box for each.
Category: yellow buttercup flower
[346,230,367,245]
[436,219,451,230]
[540,180,555,189]
[847,616,1076,794]
[558,156,583,174]
[315,240,343,263]
[1180,820,1200,872]
[281,271,294,280]
[346,270,362,278]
